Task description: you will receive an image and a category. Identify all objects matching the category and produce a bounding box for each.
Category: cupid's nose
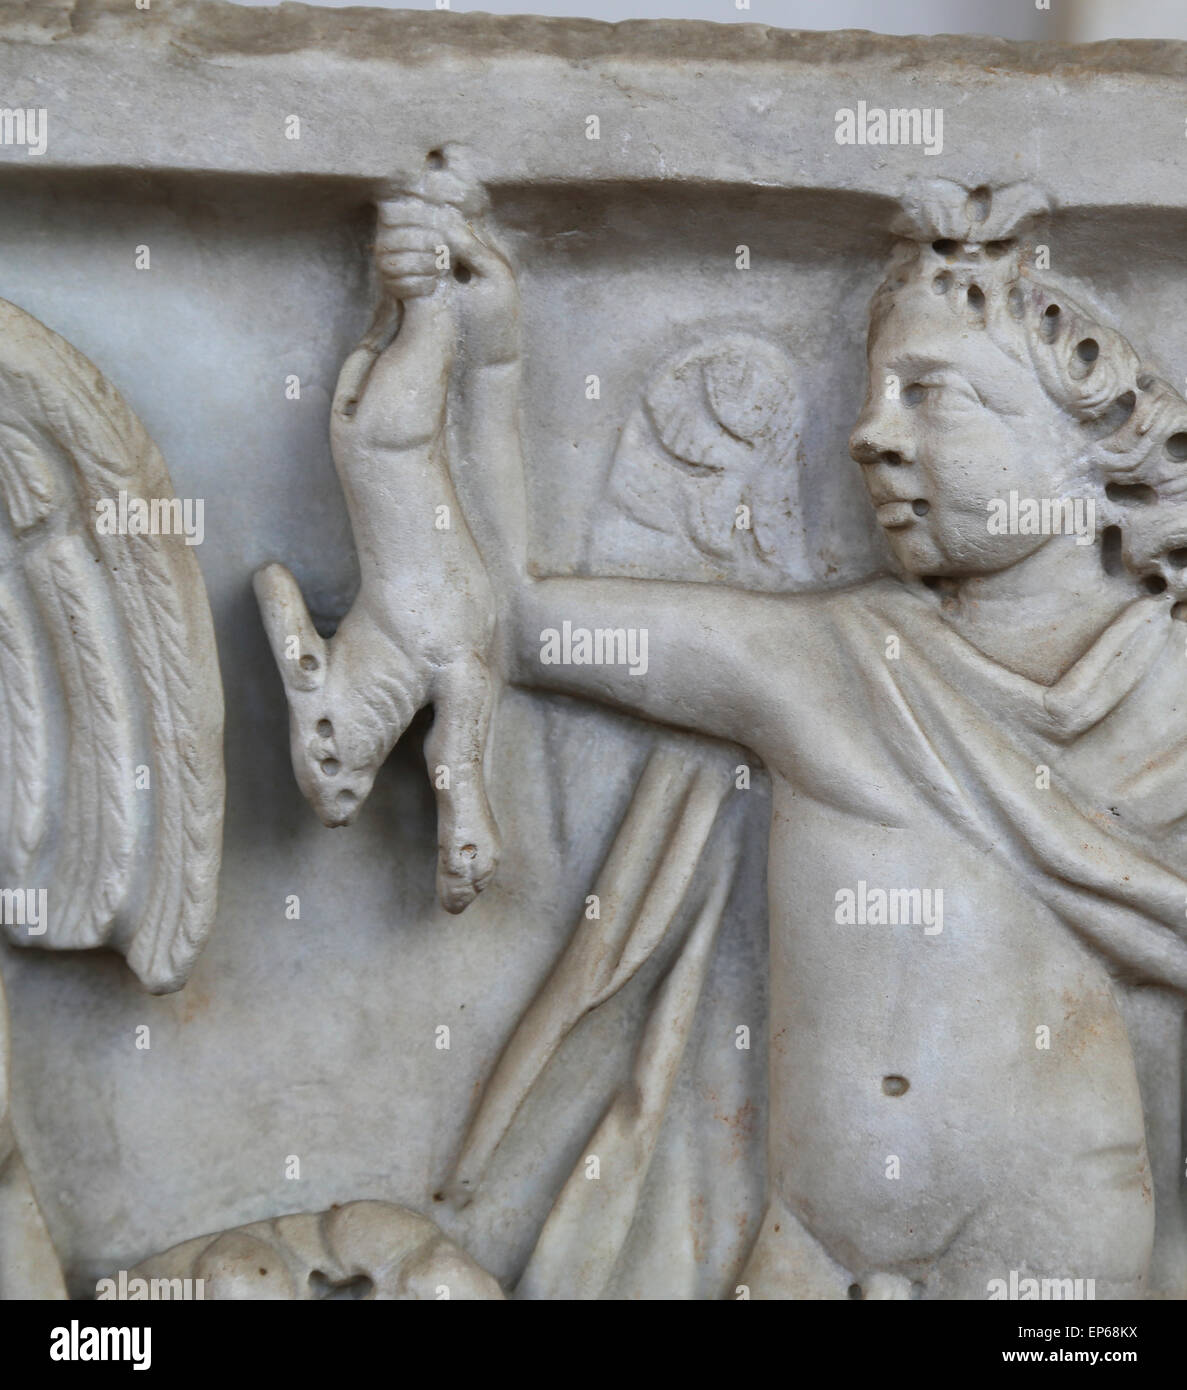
[849,400,914,469]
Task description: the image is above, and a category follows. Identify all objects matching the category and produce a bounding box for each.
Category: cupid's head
[849,181,1187,595]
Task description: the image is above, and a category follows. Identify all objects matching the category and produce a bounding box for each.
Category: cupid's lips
[876,500,919,529]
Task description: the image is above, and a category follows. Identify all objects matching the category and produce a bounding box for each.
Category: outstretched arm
[510,573,796,751]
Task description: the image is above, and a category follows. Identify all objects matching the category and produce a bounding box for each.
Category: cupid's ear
[253,562,328,693]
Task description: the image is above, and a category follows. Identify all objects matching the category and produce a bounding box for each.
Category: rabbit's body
[256,268,500,913]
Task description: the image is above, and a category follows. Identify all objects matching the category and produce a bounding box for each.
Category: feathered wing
[0,297,224,993]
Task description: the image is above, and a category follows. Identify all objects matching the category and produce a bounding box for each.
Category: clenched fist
[374,195,519,367]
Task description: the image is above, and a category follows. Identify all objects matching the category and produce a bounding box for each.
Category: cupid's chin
[883,525,948,578]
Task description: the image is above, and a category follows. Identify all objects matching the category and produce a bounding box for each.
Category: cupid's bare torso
[739,584,1154,1298]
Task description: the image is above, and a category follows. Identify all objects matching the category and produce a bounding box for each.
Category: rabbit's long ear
[253,562,328,694]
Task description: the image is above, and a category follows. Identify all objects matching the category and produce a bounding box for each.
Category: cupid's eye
[905,373,984,408]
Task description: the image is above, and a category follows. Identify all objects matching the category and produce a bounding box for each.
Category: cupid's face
[849,290,1080,577]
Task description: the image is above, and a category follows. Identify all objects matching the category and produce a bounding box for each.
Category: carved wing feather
[0,575,48,881]
[0,421,55,531]
[0,297,224,993]
[25,535,137,946]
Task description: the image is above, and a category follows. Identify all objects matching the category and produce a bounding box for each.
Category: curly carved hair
[870,228,1187,600]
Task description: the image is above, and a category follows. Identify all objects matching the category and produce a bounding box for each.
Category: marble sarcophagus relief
[1,0,1186,1303]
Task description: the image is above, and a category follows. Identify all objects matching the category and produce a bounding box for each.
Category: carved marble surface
[0,0,1185,1302]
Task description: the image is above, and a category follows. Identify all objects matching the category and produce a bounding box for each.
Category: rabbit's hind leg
[424,654,501,914]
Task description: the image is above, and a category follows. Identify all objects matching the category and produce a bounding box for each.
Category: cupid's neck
[922,538,1148,685]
